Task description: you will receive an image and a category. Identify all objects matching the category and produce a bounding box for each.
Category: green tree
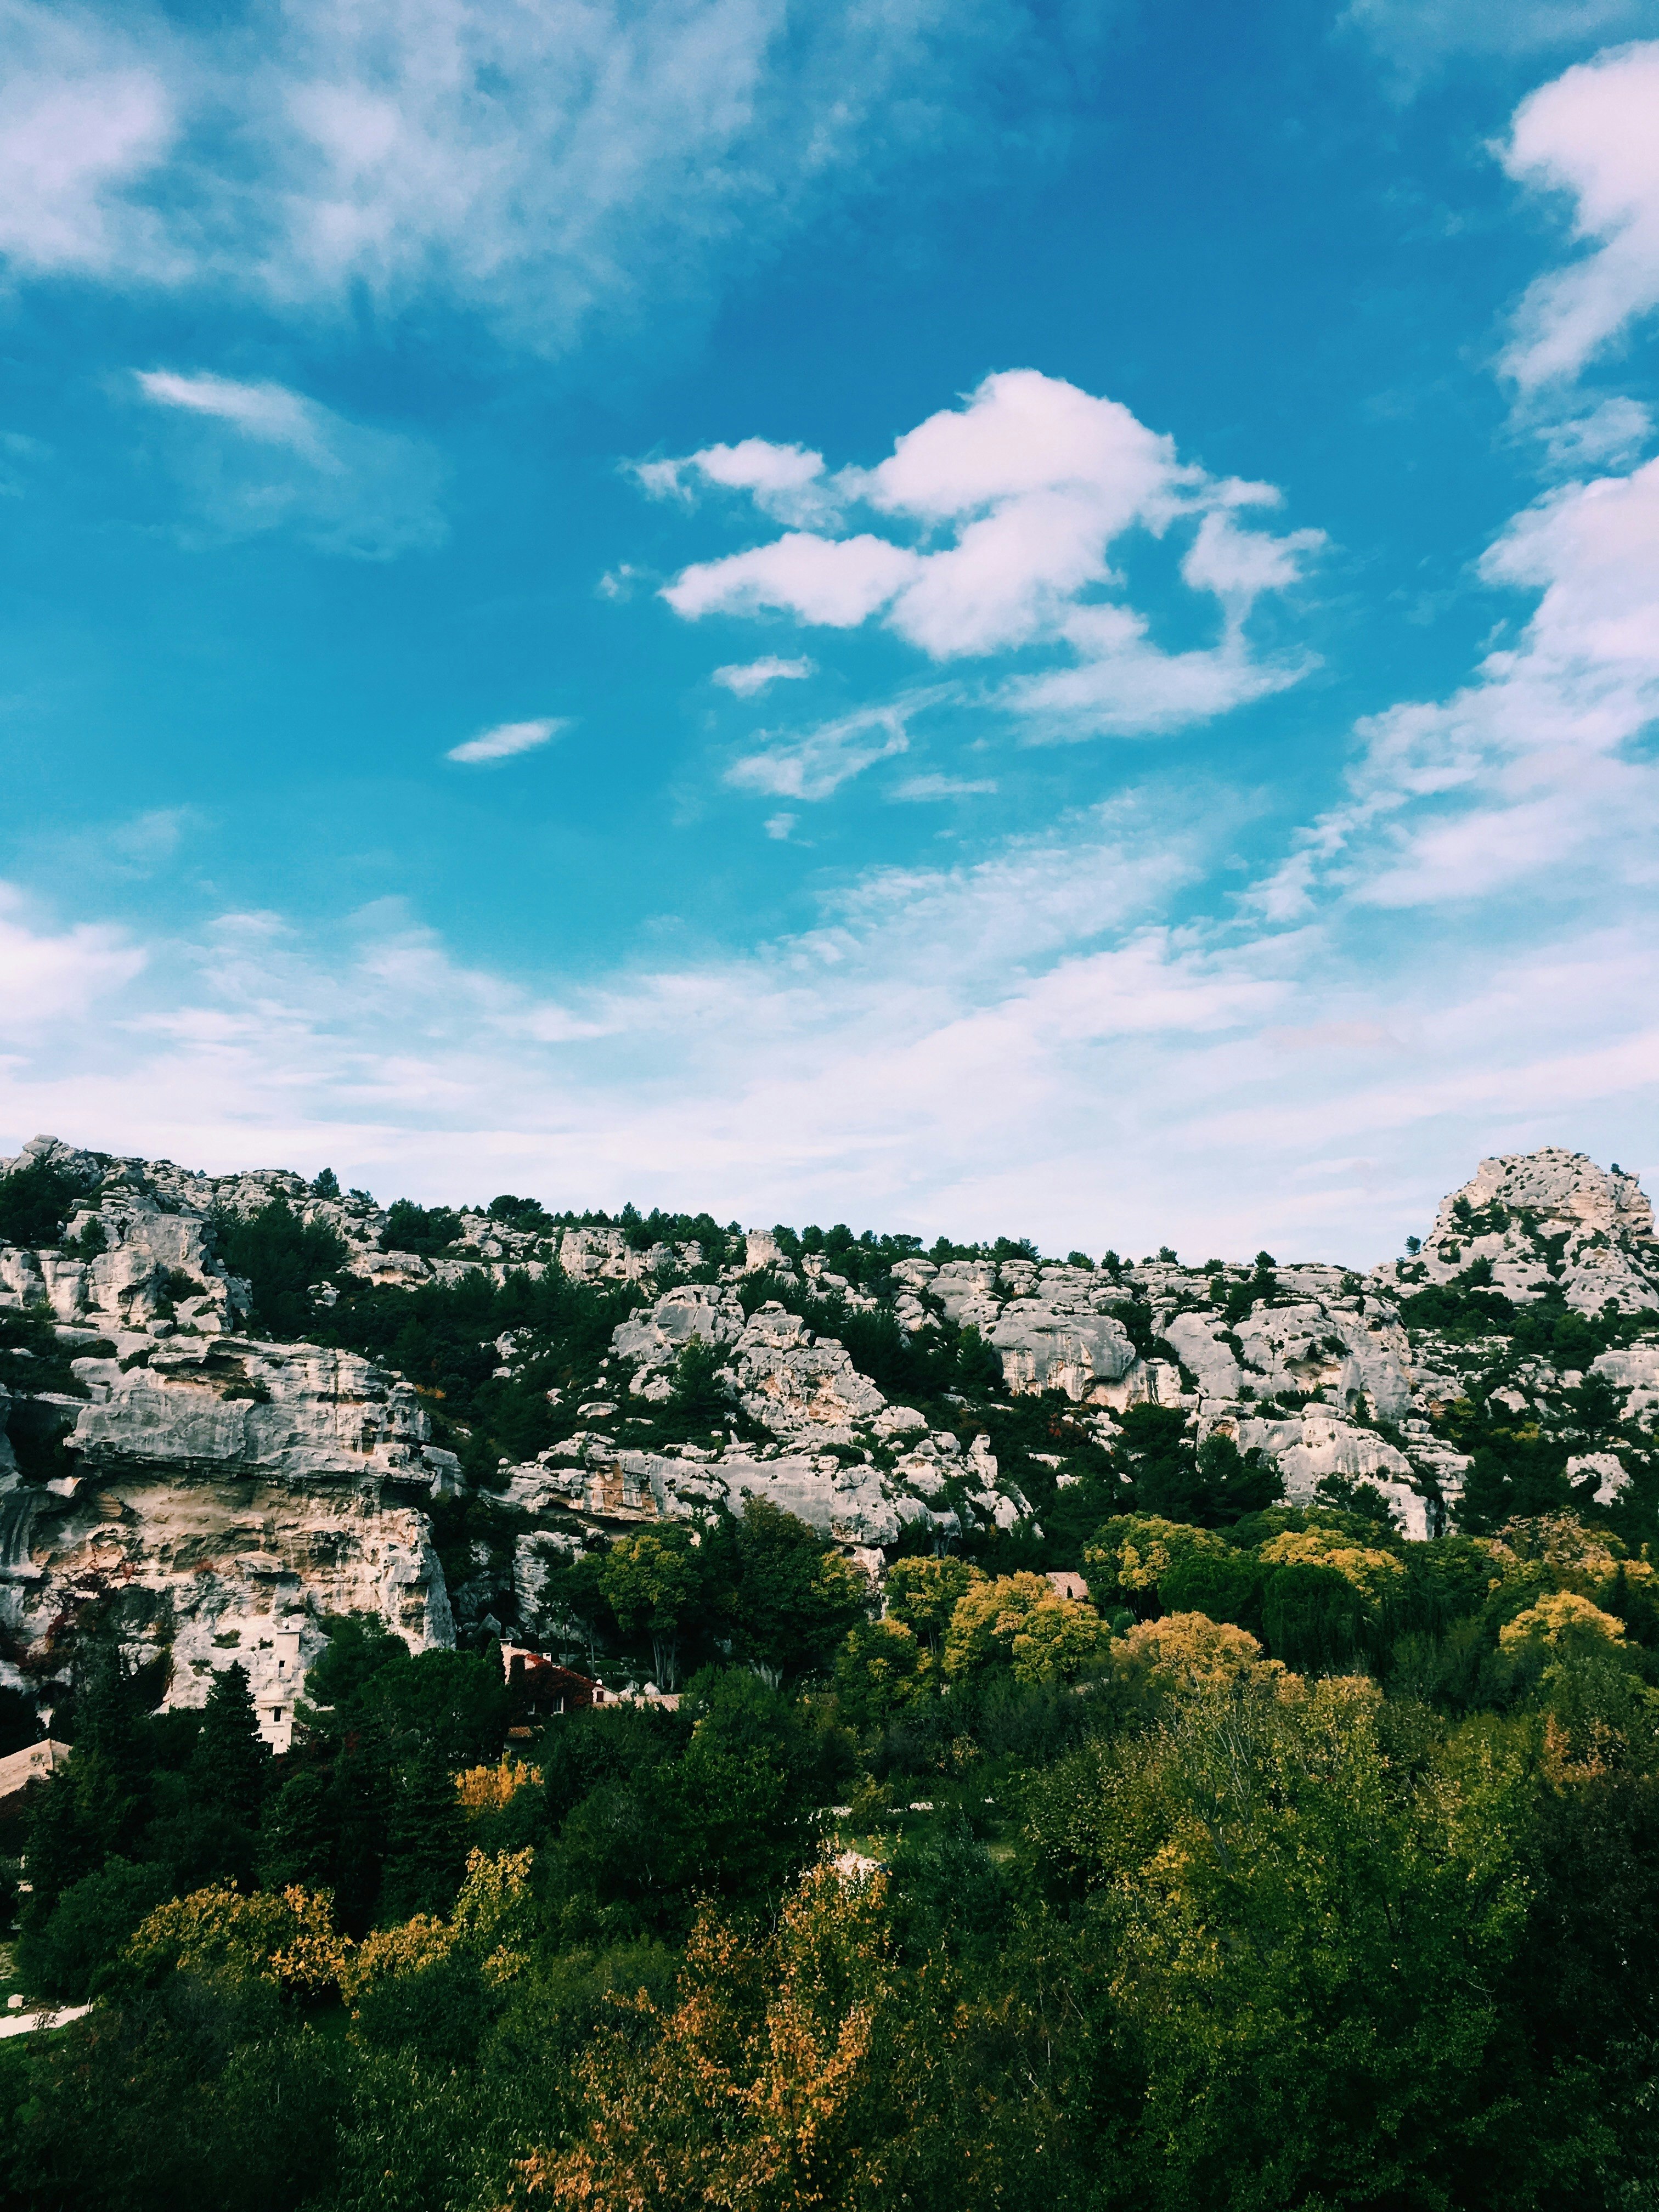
[883,1555,984,1651]
[600,1528,702,1688]
[303,1612,409,1718]
[191,1663,268,1829]
[668,1333,734,1431]
[20,1857,171,2002]
[377,1748,469,1923]
[1261,1561,1368,1672]
[381,1198,462,1255]
[1023,1678,1538,2210]
[717,1500,870,1686]
[210,1199,347,1336]
[0,1155,91,1246]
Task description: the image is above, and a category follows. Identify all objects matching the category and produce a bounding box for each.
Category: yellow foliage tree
[1498,1589,1630,1653]
[507,1859,939,2212]
[1486,1513,1655,1600]
[126,1883,348,1997]
[943,1572,1107,1685]
[1256,1527,1404,1605]
[1115,1611,1292,1699]
[1084,1515,1229,1601]
[341,1844,537,2007]
[883,1556,985,1648]
[458,1754,543,1815]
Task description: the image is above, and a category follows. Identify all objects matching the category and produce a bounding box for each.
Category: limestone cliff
[2,1135,1656,1728]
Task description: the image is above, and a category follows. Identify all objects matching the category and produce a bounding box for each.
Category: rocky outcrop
[4,1133,1657,1723]
[0,1245,459,1742]
[1374,1148,1659,1316]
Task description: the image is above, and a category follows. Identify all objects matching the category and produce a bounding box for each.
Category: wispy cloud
[1340,0,1658,93]
[447,717,568,765]
[136,369,447,558]
[727,703,917,800]
[1500,41,1659,391]
[0,0,1055,354]
[712,654,816,696]
[890,773,998,800]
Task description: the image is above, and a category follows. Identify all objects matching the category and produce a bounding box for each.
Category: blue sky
[3,0,1658,1260]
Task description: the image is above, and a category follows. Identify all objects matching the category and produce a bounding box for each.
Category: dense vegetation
[7,1163,1659,2203]
[4,1496,1658,2212]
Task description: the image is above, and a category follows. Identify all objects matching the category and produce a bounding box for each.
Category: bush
[209,1200,347,1336]
[18,1857,172,2002]
[0,1156,92,1248]
[1261,1562,1368,1672]
[382,1199,464,1255]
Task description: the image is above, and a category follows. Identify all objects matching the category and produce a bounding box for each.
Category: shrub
[19,1857,172,2002]
[0,1156,92,1248]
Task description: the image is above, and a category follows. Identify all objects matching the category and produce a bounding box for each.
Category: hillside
[2,1132,1656,1737]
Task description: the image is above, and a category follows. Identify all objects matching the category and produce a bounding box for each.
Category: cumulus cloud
[666,531,923,627]
[656,370,1321,740]
[637,442,834,524]
[1501,41,1659,389]
[446,717,568,765]
[712,655,816,696]
[136,369,447,557]
[0,0,1047,354]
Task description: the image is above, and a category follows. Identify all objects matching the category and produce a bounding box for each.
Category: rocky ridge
[2,1136,1656,1736]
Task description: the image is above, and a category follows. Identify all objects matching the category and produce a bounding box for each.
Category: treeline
[4,1498,1659,2210]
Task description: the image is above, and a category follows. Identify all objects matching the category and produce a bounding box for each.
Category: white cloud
[763,812,797,840]
[656,371,1320,739]
[1180,510,1327,613]
[0,2,180,280]
[712,654,816,696]
[1011,605,1308,738]
[637,441,833,523]
[667,531,924,627]
[727,704,915,800]
[0,883,145,1036]
[447,717,568,765]
[10,817,1655,1265]
[136,369,447,558]
[1533,393,1653,471]
[890,773,998,799]
[1256,450,1659,916]
[1501,41,1659,388]
[5,692,1659,1262]
[0,0,1041,354]
[136,370,329,455]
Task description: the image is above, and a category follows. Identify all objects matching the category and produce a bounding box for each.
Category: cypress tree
[191,1661,269,1827]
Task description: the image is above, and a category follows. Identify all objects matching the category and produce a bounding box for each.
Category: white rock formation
[3,1132,1656,1723]
[1374,1148,1659,1316]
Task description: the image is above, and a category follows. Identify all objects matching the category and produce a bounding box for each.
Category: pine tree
[191,1661,269,1827]
[377,1748,467,1923]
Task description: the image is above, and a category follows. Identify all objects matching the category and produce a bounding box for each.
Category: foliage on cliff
[4,1494,1659,2212]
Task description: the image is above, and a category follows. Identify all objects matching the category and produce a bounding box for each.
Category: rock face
[0,1138,471,1741]
[4,1132,1658,1719]
[1375,1149,1659,1316]
[0,1327,457,1747]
